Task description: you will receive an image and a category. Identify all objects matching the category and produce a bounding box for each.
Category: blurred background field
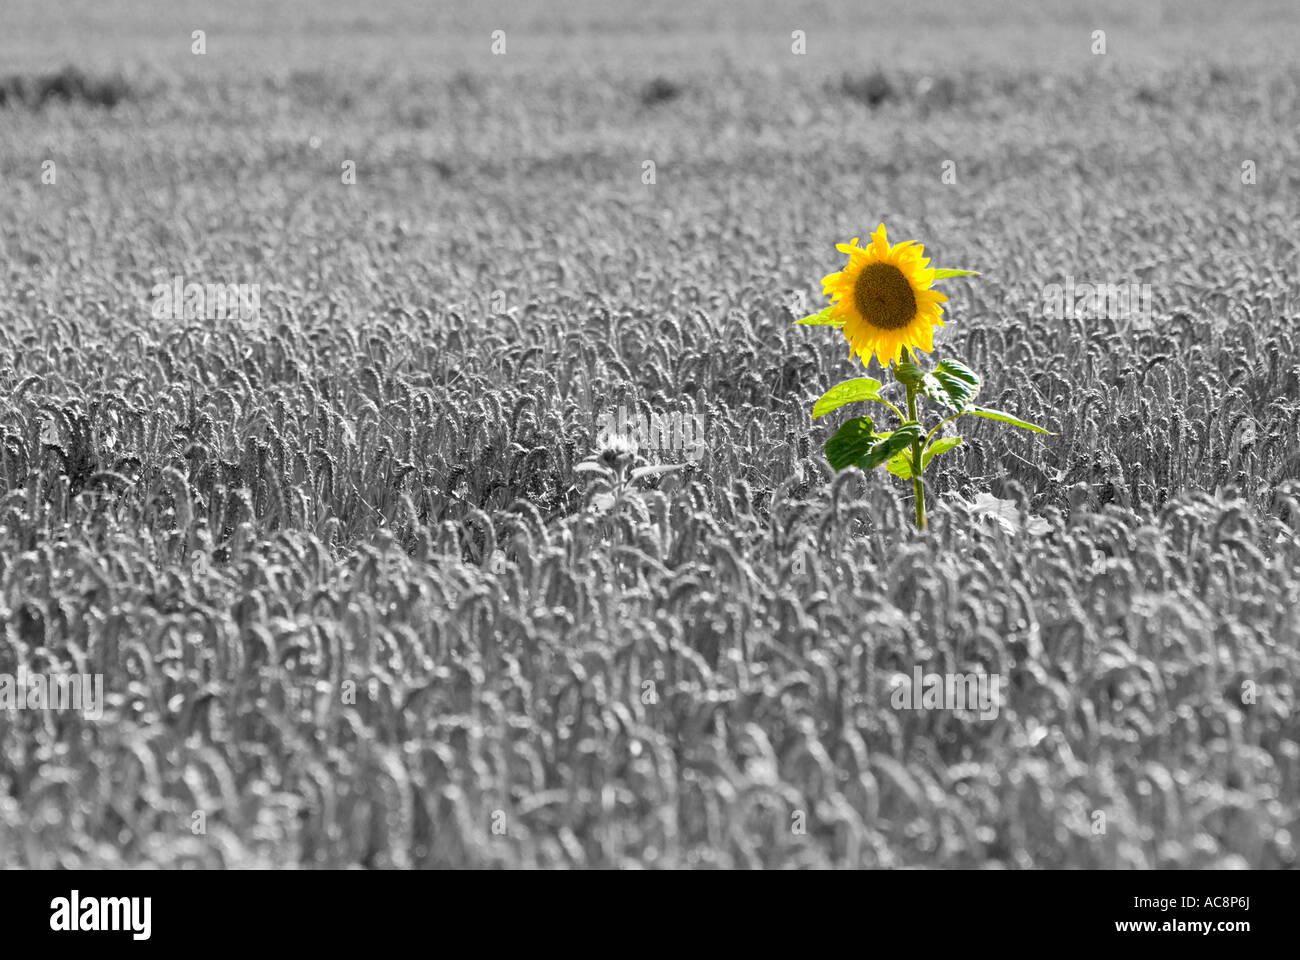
[0,1,1298,867]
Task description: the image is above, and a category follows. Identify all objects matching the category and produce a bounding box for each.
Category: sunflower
[821,223,947,370]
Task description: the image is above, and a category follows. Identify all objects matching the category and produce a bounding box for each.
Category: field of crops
[1,0,1299,868]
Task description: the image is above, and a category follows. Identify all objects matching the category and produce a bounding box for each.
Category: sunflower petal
[869,224,889,256]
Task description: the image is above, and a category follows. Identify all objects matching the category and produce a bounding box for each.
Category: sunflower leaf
[966,406,1052,434]
[926,358,981,411]
[922,435,963,468]
[858,422,924,471]
[824,416,877,470]
[931,268,981,280]
[794,306,844,326]
[886,434,962,479]
[811,378,884,418]
[917,372,948,407]
[886,449,915,479]
[893,357,927,387]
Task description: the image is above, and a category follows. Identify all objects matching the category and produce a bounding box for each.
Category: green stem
[904,378,926,531]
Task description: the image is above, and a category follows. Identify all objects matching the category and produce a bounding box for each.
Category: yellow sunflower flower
[821,223,947,370]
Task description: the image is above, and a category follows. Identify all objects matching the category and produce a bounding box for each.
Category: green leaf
[824,419,925,472]
[886,448,914,479]
[893,357,926,387]
[900,364,952,411]
[887,434,963,479]
[966,406,1052,434]
[811,377,884,418]
[896,356,983,415]
[824,416,877,470]
[931,268,981,280]
[926,358,981,411]
[922,436,963,469]
[858,422,923,471]
[794,306,844,326]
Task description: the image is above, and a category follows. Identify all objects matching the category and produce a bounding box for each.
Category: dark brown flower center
[853,261,917,330]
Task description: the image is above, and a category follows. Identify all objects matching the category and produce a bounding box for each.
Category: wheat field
[1,0,1298,868]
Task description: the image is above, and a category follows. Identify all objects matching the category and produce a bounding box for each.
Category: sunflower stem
[902,369,927,531]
